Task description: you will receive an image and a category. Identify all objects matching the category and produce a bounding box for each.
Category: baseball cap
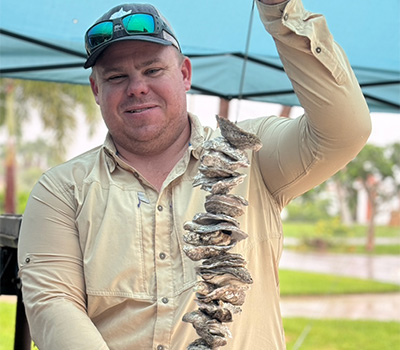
[84,3,181,69]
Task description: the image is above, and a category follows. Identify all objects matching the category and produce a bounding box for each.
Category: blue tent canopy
[1,0,399,113]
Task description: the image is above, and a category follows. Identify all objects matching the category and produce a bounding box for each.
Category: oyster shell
[196,284,249,305]
[202,253,247,269]
[182,311,231,348]
[187,338,212,350]
[183,222,248,242]
[205,194,248,217]
[196,300,242,323]
[193,281,216,296]
[216,115,262,151]
[193,173,246,194]
[203,137,249,163]
[198,164,241,178]
[183,230,232,246]
[201,150,249,171]
[192,212,240,227]
[183,241,237,261]
[183,116,261,348]
[198,266,253,285]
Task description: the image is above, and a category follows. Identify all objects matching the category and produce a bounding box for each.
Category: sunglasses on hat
[85,12,180,58]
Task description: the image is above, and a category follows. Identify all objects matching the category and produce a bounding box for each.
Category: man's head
[86,4,192,158]
[84,3,181,69]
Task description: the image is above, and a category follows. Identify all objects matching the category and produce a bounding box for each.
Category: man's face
[90,40,192,156]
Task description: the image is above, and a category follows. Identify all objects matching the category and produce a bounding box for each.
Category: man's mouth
[127,107,151,113]
[125,105,155,114]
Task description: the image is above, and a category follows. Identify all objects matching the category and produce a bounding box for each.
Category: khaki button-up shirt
[18,0,371,349]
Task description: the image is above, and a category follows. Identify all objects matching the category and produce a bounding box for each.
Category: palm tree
[0,78,99,213]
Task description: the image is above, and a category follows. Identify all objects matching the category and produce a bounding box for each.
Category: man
[18,0,371,349]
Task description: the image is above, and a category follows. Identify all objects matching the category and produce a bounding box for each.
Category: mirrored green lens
[123,14,155,33]
[88,21,113,47]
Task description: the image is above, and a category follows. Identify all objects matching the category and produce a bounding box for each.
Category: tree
[387,143,400,225]
[0,78,99,214]
[346,144,395,251]
[330,168,357,225]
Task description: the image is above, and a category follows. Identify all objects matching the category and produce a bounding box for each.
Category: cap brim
[84,36,174,69]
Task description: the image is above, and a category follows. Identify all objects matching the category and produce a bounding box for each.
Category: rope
[235,0,256,123]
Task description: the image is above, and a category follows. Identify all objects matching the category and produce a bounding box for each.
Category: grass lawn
[284,318,400,350]
[0,301,16,350]
[329,244,400,255]
[279,269,400,296]
[282,222,400,255]
[2,301,399,350]
[286,241,400,255]
[282,222,400,239]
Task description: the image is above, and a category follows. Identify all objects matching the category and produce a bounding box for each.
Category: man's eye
[108,75,125,81]
[146,68,162,75]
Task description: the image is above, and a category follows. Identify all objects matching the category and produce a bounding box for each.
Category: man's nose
[126,76,149,96]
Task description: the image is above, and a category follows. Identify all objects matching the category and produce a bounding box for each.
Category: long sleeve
[255,0,371,208]
[18,175,110,350]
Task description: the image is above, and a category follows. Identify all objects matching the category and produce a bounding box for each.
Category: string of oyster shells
[182,115,262,350]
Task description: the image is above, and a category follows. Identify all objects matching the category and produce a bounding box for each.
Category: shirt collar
[102,133,118,173]
[101,112,210,170]
[188,112,211,160]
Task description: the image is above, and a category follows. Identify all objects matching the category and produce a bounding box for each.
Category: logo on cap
[110,8,132,20]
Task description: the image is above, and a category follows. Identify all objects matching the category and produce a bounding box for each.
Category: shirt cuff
[257,0,348,85]
[257,0,291,22]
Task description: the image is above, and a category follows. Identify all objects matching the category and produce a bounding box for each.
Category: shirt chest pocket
[77,187,155,300]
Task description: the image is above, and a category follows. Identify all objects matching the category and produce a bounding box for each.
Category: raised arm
[254,0,371,208]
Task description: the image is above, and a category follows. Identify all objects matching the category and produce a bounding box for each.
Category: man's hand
[259,0,287,4]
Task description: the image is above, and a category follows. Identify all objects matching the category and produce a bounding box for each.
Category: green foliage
[284,318,400,350]
[301,217,352,248]
[0,78,99,159]
[314,217,350,238]
[284,218,352,249]
[0,78,100,214]
[286,197,331,222]
[388,142,400,194]
[17,191,30,214]
[0,301,38,350]
[347,144,394,181]
[0,190,32,214]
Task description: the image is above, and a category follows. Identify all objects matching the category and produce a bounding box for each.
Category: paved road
[280,293,400,321]
[284,237,400,247]
[279,249,400,321]
[3,251,399,321]
[280,250,400,285]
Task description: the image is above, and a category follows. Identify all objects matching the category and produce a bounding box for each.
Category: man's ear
[181,57,192,92]
[89,73,100,105]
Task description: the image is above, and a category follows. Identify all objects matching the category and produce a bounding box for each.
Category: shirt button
[25,257,31,263]
[159,252,166,260]
[157,205,163,211]
[316,47,322,53]
[283,13,289,21]
[157,345,164,350]
[162,297,169,304]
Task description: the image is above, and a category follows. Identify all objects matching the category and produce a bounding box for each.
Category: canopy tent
[1,0,399,113]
